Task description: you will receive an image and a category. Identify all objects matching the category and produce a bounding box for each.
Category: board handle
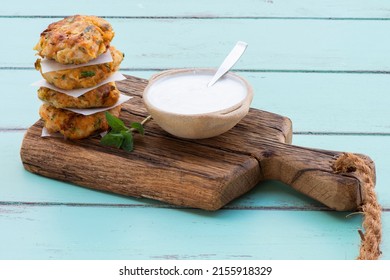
[258,144,375,211]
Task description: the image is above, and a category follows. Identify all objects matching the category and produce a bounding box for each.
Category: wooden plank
[245,72,390,134]
[3,69,390,133]
[0,205,388,260]
[0,70,41,129]
[2,18,390,71]
[2,0,390,18]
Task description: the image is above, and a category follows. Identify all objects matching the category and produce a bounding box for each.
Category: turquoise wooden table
[0,0,388,260]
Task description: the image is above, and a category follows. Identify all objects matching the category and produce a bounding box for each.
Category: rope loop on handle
[333,153,382,260]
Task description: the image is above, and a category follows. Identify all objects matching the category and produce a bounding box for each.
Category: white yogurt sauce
[147,73,247,115]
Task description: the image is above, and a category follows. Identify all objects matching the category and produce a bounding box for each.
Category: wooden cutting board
[20,75,375,211]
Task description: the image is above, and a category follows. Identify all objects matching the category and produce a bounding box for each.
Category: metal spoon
[207,41,248,87]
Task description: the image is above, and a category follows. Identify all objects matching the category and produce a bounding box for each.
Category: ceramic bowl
[143,68,253,139]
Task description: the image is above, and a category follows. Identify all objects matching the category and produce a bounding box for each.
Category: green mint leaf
[100,132,124,148]
[120,131,134,152]
[105,112,127,132]
[100,113,149,152]
[80,70,96,78]
[131,122,144,136]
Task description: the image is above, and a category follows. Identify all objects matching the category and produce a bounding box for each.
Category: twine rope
[332,153,382,260]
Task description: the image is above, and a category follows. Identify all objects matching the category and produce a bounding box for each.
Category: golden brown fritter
[38,82,120,109]
[39,103,121,140]
[35,46,124,90]
[34,15,114,65]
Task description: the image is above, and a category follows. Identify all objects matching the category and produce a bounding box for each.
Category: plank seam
[0,128,27,132]
[294,132,390,136]
[2,128,390,136]
[2,15,390,21]
[4,67,390,75]
[3,201,384,211]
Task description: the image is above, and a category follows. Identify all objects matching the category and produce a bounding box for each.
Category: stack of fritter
[33,15,125,139]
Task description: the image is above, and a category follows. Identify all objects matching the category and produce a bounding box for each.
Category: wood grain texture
[20,75,375,211]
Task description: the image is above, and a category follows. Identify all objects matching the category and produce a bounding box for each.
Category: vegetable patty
[35,46,123,90]
[34,15,114,65]
[39,103,121,139]
[38,82,120,109]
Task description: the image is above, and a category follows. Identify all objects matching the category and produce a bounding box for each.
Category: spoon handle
[207,41,248,87]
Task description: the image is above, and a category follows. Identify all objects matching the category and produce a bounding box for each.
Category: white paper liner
[31,72,127,98]
[39,50,113,73]
[41,127,62,138]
